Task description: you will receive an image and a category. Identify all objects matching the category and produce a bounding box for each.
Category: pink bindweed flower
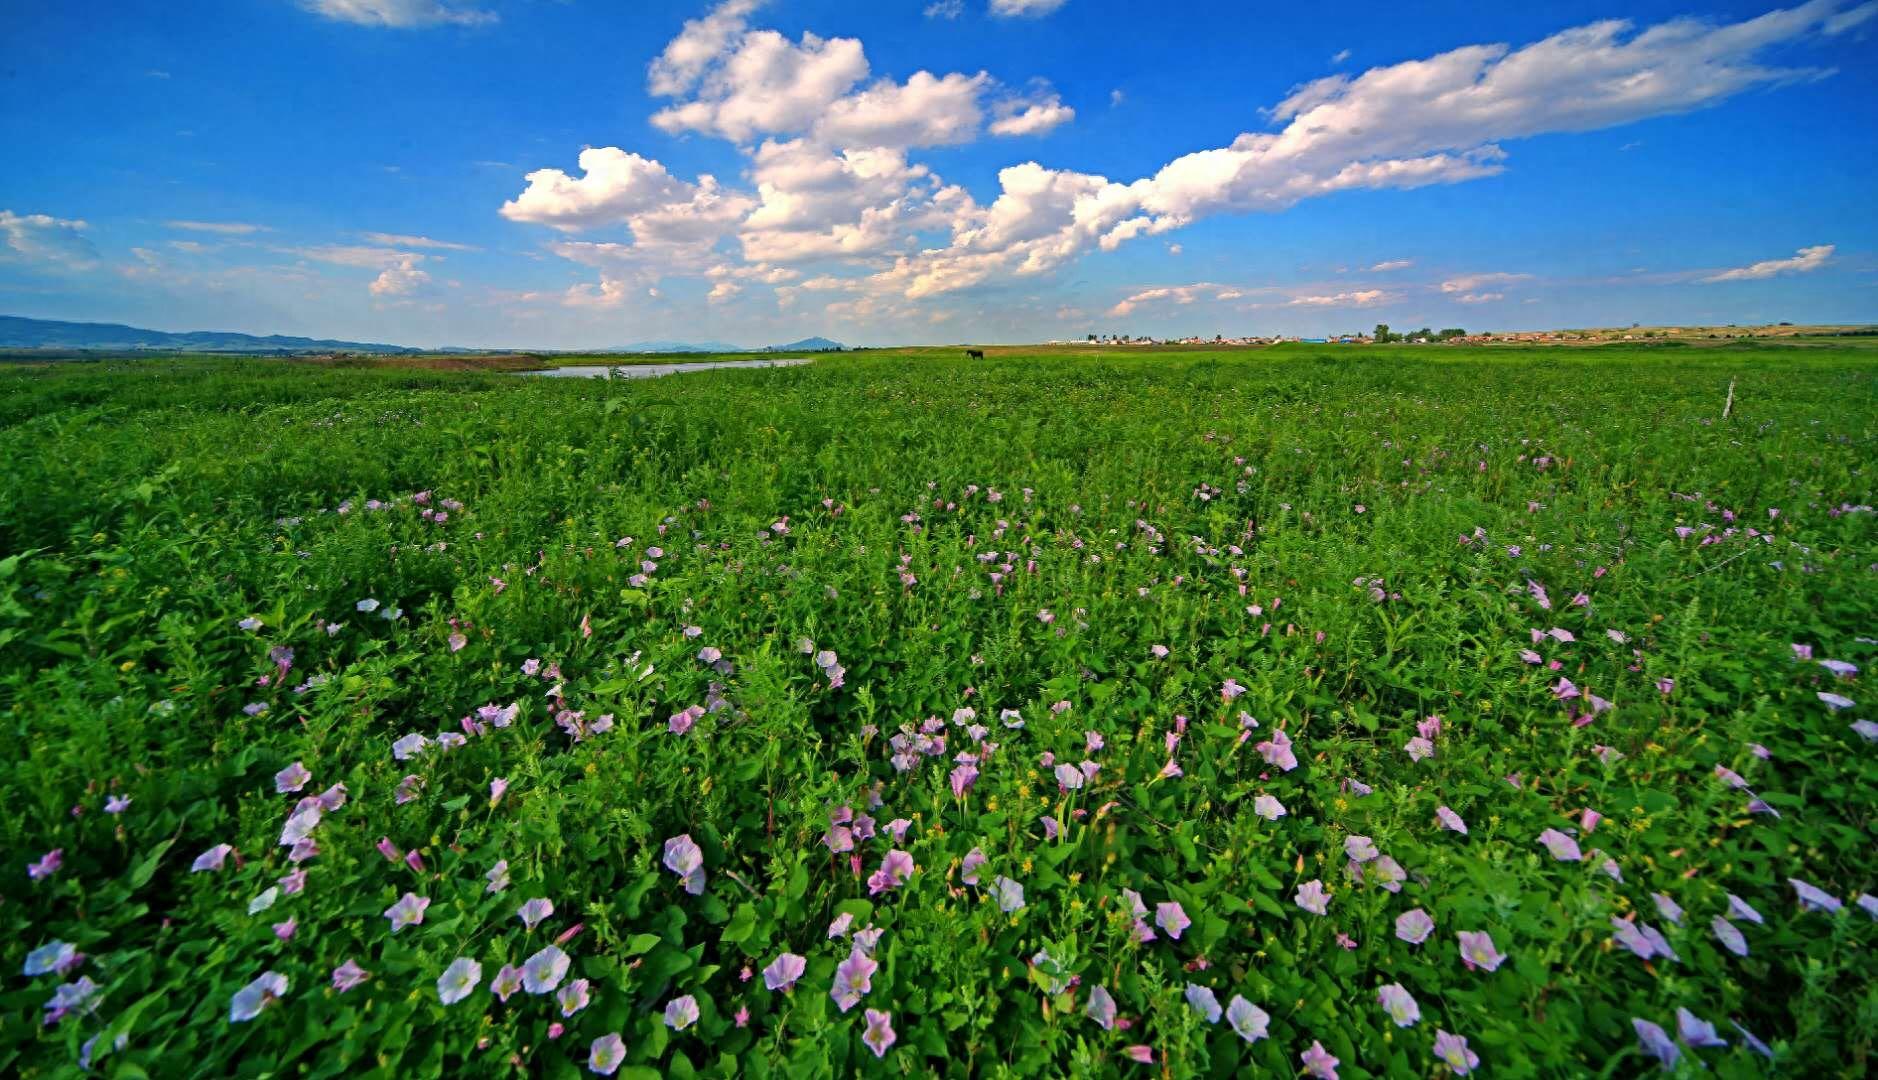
[588,1033,625,1075]
[485,859,511,893]
[1086,984,1117,1029]
[862,1008,897,1057]
[192,843,234,872]
[1633,1018,1679,1069]
[1537,829,1583,861]
[1396,908,1435,944]
[384,892,428,932]
[274,761,311,793]
[557,979,591,1017]
[1185,984,1223,1023]
[867,850,915,895]
[24,942,83,977]
[1301,1040,1340,1079]
[315,955,365,995]
[1227,995,1269,1041]
[960,848,987,885]
[1156,901,1191,938]
[1790,878,1842,913]
[1436,806,1468,834]
[271,918,296,941]
[663,834,706,895]
[521,946,570,994]
[831,947,877,1012]
[28,848,63,880]
[229,972,288,1023]
[490,964,524,1002]
[1728,894,1765,925]
[1124,1046,1154,1064]
[1433,1030,1479,1074]
[490,778,509,806]
[993,876,1026,913]
[437,958,481,1005]
[1256,728,1298,771]
[1295,880,1330,915]
[1457,931,1505,971]
[518,898,554,929]
[764,953,807,992]
[1377,983,1420,1027]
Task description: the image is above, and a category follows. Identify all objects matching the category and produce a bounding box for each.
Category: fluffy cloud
[167,220,269,235]
[302,0,495,28]
[876,1,1858,300]
[650,27,870,143]
[740,140,963,263]
[991,0,1070,16]
[1703,244,1834,282]
[817,71,990,148]
[989,93,1075,137]
[500,148,699,232]
[0,209,99,270]
[649,0,764,96]
[505,0,1860,330]
[647,1,1012,150]
[370,256,431,296]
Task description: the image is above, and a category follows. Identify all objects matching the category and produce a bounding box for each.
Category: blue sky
[1,0,1874,347]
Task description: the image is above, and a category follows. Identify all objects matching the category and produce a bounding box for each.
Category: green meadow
[2,342,1874,1077]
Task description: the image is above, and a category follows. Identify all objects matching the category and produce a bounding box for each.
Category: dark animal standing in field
[965,349,985,359]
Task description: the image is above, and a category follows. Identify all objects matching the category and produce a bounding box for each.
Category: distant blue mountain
[595,340,746,354]
[766,336,846,352]
[0,315,419,353]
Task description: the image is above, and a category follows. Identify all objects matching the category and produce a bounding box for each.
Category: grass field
[2,343,1875,1077]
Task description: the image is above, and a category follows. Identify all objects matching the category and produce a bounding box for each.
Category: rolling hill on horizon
[0,315,421,354]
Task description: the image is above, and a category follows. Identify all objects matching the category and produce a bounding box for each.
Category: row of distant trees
[1374,324,1466,343]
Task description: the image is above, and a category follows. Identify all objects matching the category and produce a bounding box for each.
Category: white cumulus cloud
[370,256,432,296]
[989,93,1075,137]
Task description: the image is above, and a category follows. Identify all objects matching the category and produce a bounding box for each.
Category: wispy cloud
[1440,272,1531,294]
[0,209,99,270]
[300,1,496,29]
[360,232,480,251]
[1702,244,1834,282]
[990,0,1069,17]
[167,220,270,235]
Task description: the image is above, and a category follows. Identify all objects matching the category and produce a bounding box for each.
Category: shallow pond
[519,358,813,379]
